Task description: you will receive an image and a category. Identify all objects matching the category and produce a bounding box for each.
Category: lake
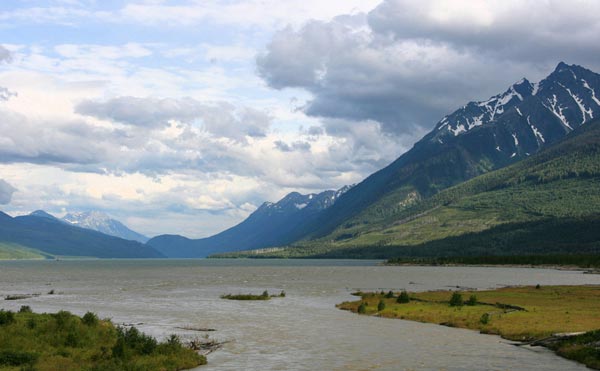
[1,259,599,370]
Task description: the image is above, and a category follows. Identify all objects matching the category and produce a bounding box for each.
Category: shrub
[449,292,463,307]
[466,295,477,306]
[82,312,98,326]
[0,310,15,326]
[53,310,73,329]
[26,318,36,329]
[358,302,367,314]
[385,290,395,298]
[377,300,386,312]
[0,350,38,366]
[65,330,81,347]
[19,305,32,313]
[397,291,410,304]
[279,291,286,297]
[480,313,490,325]
[261,290,269,298]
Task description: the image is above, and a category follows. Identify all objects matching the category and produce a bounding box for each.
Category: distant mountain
[216,116,600,258]
[273,62,600,243]
[0,211,163,259]
[147,186,352,257]
[62,211,149,243]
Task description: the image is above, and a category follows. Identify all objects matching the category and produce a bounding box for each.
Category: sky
[1,0,600,238]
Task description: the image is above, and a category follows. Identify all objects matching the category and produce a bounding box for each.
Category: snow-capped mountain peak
[62,211,149,243]
[429,63,600,159]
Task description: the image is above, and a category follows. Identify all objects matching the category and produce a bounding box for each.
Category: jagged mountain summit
[62,211,149,243]
[147,185,352,257]
[428,62,600,155]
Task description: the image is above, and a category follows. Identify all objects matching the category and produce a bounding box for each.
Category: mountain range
[150,62,600,258]
[0,211,162,259]
[146,186,352,257]
[221,116,600,258]
[2,62,599,260]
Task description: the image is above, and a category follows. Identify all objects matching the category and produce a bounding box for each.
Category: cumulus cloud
[257,0,600,134]
[75,96,272,142]
[0,179,16,204]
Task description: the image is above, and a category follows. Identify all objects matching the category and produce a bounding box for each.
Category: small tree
[358,302,367,314]
[385,290,394,298]
[82,311,98,326]
[19,305,32,313]
[377,299,386,312]
[397,291,410,304]
[466,295,477,306]
[480,313,490,325]
[449,292,463,307]
[262,290,269,298]
[0,310,15,326]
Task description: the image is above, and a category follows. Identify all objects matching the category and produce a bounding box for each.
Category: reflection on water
[1,259,598,370]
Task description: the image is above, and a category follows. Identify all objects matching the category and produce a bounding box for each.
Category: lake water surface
[1,259,599,370]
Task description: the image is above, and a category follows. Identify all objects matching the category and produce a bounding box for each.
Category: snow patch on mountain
[62,211,148,243]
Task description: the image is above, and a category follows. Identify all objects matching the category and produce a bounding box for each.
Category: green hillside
[215,118,600,259]
[0,243,49,260]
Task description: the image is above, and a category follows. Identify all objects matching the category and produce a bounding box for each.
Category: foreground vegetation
[338,285,600,369]
[0,308,206,371]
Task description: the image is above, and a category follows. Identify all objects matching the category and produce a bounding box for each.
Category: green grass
[338,285,600,369]
[0,309,206,371]
[0,243,50,260]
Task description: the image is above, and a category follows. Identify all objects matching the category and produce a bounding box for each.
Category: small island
[338,285,600,369]
[0,307,206,371]
[221,290,286,300]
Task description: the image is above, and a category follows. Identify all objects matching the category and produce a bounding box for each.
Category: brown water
[1,259,598,370]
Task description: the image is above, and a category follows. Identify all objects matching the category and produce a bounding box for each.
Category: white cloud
[258,0,600,132]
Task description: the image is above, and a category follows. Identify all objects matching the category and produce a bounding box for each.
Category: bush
[262,290,269,298]
[480,313,490,325]
[19,306,32,313]
[279,291,286,297]
[358,302,367,314]
[449,292,463,307]
[82,312,98,326]
[377,300,386,312]
[466,295,477,306]
[385,291,395,298]
[397,291,410,304]
[0,310,15,326]
[53,310,73,329]
[0,350,38,366]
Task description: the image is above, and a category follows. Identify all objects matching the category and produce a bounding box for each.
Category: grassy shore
[0,307,206,371]
[338,285,600,369]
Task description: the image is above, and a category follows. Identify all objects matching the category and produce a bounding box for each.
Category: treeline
[387,254,600,268]
[309,216,600,259]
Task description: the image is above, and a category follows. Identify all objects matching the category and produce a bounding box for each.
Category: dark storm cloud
[0,179,16,204]
[257,0,600,134]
